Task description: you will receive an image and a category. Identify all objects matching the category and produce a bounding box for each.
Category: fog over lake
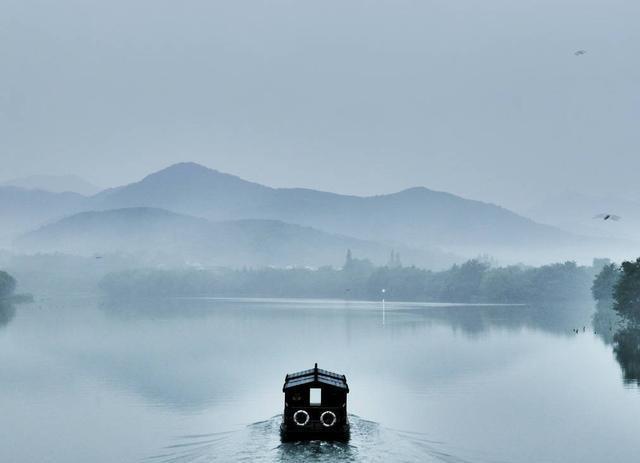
[2,1,640,461]
[1,297,638,463]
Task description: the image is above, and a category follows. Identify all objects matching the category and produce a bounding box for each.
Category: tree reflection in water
[613,328,640,386]
[593,299,640,386]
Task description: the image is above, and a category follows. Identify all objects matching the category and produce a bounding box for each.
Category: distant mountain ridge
[2,162,601,264]
[88,162,579,261]
[15,207,456,268]
[0,186,88,246]
[2,174,100,195]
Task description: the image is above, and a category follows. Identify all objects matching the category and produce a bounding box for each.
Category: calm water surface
[0,297,638,462]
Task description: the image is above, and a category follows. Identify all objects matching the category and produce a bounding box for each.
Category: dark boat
[280,363,350,441]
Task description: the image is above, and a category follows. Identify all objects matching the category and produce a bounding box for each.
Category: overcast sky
[1,0,639,210]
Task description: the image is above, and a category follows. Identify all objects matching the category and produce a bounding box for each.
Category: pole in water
[381,288,386,326]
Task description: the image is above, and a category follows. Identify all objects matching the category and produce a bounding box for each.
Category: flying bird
[593,213,621,221]
[574,50,587,56]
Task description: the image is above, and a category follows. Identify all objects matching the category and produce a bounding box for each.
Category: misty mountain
[2,175,100,196]
[0,187,88,246]
[15,207,456,268]
[3,163,603,264]
[90,163,580,261]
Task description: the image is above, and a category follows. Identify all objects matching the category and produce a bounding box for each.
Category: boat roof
[283,364,349,392]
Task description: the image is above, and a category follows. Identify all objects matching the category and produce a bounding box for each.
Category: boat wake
[144,415,503,463]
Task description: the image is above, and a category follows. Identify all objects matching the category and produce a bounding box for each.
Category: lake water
[0,297,639,463]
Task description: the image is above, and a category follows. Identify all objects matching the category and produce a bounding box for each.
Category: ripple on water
[144,416,501,463]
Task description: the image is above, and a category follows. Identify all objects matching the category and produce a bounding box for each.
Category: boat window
[309,388,321,405]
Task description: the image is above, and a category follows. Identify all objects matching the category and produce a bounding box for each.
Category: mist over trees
[99,252,597,303]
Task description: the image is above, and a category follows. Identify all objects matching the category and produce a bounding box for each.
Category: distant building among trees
[387,250,402,268]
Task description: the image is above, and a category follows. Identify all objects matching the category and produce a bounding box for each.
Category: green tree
[479,266,530,303]
[613,258,640,324]
[441,259,490,302]
[591,263,621,302]
[529,261,589,302]
[367,266,429,301]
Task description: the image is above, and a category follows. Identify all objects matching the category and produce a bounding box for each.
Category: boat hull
[280,422,350,442]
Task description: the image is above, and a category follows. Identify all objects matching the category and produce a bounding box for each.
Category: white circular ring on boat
[320,411,337,428]
[293,410,310,426]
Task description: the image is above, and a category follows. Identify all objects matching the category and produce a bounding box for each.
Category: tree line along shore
[98,252,606,303]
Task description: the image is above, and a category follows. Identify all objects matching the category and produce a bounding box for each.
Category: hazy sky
[1,0,639,210]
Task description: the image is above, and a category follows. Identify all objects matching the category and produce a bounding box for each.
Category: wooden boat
[280,363,350,441]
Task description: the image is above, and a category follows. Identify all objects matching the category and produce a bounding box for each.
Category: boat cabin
[280,363,350,440]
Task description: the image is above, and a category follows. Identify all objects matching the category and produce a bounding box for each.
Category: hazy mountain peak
[387,186,445,199]
[144,162,220,179]
[91,162,271,216]
[395,186,433,194]
[140,162,265,189]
